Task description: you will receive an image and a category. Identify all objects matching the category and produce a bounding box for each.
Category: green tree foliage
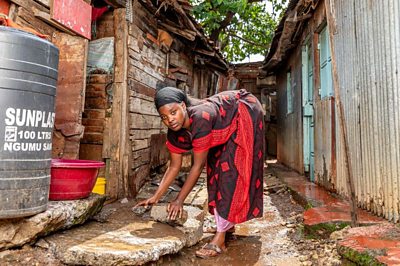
[189,0,287,62]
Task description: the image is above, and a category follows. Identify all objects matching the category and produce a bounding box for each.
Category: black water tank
[0,26,59,218]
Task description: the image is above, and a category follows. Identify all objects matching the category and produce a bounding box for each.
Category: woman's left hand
[167,199,183,221]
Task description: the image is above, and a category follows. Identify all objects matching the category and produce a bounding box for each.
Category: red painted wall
[0,0,10,15]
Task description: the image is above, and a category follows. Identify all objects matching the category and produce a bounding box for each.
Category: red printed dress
[166,90,264,223]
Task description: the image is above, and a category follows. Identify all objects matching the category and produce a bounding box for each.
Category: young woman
[136,87,264,258]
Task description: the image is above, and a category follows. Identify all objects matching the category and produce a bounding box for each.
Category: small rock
[330,230,344,241]
[150,204,188,226]
[120,198,129,204]
[280,221,287,226]
[132,205,151,216]
[35,239,50,249]
[312,254,319,260]
[299,255,308,262]
[286,223,296,228]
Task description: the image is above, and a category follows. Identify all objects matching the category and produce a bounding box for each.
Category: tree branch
[208,0,262,42]
[210,10,235,42]
[227,32,269,48]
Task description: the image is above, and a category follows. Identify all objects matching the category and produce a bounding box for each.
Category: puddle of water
[131,223,184,239]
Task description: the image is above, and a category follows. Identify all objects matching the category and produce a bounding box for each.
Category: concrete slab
[304,203,384,226]
[268,161,400,265]
[39,174,207,265]
[0,194,106,251]
[268,162,385,226]
[338,223,400,265]
[45,199,205,265]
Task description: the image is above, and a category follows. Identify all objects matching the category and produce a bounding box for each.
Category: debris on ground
[120,198,129,204]
[131,205,151,216]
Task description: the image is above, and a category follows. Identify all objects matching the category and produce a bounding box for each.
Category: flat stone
[184,184,201,204]
[191,185,208,209]
[0,194,106,251]
[61,221,186,266]
[53,202,205,265]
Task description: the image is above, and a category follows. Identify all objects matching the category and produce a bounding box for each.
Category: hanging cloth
[0,14,49,39]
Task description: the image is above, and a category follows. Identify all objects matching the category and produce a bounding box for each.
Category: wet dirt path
[0,170,343,266]
[149,191,305,266]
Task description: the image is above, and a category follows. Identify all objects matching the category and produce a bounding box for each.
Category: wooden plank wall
[127,1,202,194]
[128,1,164,194]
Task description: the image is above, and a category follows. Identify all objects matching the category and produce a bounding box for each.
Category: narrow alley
[1,0,400,265]
[1,163,348,266]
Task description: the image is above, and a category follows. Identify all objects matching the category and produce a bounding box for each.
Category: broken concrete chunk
[131,205,151,216]
[150,204,188,226]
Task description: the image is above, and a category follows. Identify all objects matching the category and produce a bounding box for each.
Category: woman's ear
[181,102,186,110]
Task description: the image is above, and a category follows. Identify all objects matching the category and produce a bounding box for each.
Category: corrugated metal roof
[262,0,320,74]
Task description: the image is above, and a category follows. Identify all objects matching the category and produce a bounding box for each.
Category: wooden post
[324,0,358,227]
[107,8,130,199]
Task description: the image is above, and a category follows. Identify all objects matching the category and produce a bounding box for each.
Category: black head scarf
[154,87,189,110]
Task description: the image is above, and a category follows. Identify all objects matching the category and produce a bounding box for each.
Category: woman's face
[158,102,188,131]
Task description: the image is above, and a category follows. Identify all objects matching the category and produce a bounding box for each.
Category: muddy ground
[0,175,344,266]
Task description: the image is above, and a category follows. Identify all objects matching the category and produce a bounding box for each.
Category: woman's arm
[135,152,182,207]
[168,150,208,220]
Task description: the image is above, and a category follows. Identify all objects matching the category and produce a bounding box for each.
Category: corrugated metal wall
[314,99,335,188]
[334,0,400,222]
[276,47,304,173]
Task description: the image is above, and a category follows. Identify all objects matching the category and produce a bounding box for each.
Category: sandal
[195,243,226,259]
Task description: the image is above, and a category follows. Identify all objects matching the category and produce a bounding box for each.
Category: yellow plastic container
[92,177,106,195]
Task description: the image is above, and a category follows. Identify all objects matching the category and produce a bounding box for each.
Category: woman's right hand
[134,195,159,208]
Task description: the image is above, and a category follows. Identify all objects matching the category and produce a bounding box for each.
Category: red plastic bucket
[49,159,105,200]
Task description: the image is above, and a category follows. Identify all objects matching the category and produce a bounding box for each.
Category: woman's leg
[212,208,235,247]
[196,209,233,258]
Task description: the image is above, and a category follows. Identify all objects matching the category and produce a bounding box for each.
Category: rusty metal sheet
[334,0,400,222]
[51,0,92,39]
[314,98,335,189]
[52,32,88,158]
